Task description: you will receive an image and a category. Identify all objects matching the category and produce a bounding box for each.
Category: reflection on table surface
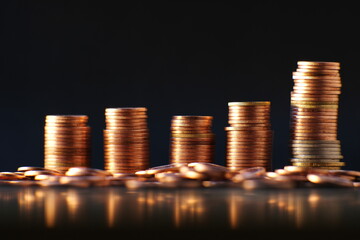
[1,186,360,237]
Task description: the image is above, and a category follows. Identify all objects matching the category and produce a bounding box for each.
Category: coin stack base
[104,108,150,174]
[44,115,91,172]
[289,61,344,169]
[170,116,215,165]
[226,102,272,172]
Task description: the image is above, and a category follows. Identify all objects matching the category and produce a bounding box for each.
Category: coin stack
[170,116,215,164]
[226,102,272,171]
[44,115,91,172]
[103,108,150,174]
[289,61,344,169]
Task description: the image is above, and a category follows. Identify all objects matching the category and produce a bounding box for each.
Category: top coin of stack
[289,61,344,169]
[103,108,150,174]
[226,102,272,171]
[44,115,91,172]
[170,116,215,164]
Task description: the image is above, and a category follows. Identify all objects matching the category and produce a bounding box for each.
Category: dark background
[1,0,359,171]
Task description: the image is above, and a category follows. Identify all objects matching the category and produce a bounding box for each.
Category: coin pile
[44,115,91,172]
[103,108,150,174]
[170,116,215,164]
[289,61,344,169]
[226,102,272,171]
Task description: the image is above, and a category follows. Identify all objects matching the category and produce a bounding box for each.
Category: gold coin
[292,162,345,167]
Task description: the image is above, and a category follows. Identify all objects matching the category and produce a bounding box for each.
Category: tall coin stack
[226,102,272,171]
[104,108,150,174]
[289,61,344,169]
[44,115,91,172]
[170,116,215,164]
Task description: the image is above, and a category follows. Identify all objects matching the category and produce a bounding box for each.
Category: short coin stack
[226,102,272,171]
[103,108,150,174]
[170,116,215,164]
[289,61,344,169]
[44,115,91,172]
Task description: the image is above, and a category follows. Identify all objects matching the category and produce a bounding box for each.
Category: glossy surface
[1,186,360,239]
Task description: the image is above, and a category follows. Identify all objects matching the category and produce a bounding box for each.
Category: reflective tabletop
[1,186,360,239]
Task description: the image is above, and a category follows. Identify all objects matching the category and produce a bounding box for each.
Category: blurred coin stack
[289,61,344,169]
[44,115,91,172]
[104,108,149,173]
[170,116,215,164]
[226,102,272,171]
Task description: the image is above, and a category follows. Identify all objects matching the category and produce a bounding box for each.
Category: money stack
[44,115,91,172]
[170,116,215,164]
[226,102,272,171]
[289,61,344,169]
[103,108,149,173]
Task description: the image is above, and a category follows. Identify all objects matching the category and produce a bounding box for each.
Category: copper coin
[227,138,272,143]
[290,97,339,102]
[106,124,148,129]
[228,109,270,114]
[44,126,90,131]
[296,68,339,74]
[105,107,146,113]
[46,115,88,121]
[228,101,270,106]
[225,126,270,131]
[170,126,211,131]
[291,111,338,117]
[226,153,272,158]
[291,118,338,123]
[292,75,341,80]
[172,115,213,120]
[297,62,340,69]
[290,119,338,125]
[170,130,212,135]
[293,80,341,86]
[171,133,215,138]
[226,146,272,151]
[226,131,272,135]
[170,154,214,159]
[297,61,340,67]
[228,115,270,120]
[228,107,270,112]
[226,151,272,156]
[291,130,337,135]
[293,81,342,87]
[293,71,339,77]
[170,137,214,142]
[290,124,338,129]
[228,121,269,125]
[226,163,270,167]
[226,161,270,166]
[105,117,148,122]
[293,85,341,90]
[292,136,337,141]
[291,114,338,119]
[291,107,338,112]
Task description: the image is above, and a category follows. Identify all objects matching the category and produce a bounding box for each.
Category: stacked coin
[289,61,344,169]
[226,102,272,171]
[44,115,91,172]
[104,108,149,174]
[170,116,215,164]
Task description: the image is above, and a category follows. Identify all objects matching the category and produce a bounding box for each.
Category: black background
[1,0,360,172]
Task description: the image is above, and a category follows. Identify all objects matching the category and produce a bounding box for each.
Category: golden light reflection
[44,190,57,228]
[2,187,350,230]
[65,189,81,223]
